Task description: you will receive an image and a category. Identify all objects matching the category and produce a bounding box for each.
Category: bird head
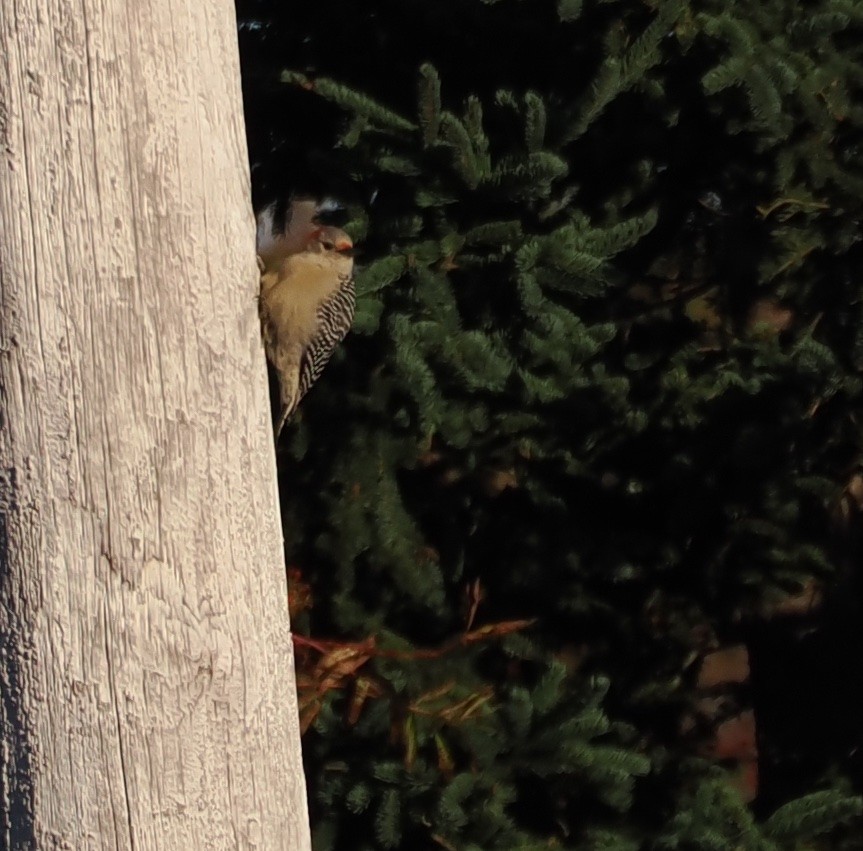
[256,198,356,278]
[306,225,354,276]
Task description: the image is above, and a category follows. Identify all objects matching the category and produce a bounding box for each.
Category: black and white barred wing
[297,274,357,404]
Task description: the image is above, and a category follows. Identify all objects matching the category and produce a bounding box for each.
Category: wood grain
[0,0,310,846]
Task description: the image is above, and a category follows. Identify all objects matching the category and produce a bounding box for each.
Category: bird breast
[261,252,353,347]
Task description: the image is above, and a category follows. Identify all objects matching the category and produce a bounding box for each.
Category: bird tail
[274,360,302,437]
[276,407,291,437]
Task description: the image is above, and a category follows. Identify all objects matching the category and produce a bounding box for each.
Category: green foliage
[564,0,685,142]
[302,646,653,849]
[764,790,863,842]
[240,0,863,847]
[657,781,863,850]
[657,776,780,851]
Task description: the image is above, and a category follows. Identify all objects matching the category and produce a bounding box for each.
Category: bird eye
[321,239,335,251]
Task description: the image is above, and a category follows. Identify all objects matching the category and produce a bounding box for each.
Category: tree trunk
[0,0,310,848]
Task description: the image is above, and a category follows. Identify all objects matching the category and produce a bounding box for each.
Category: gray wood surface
[0,0,310,847]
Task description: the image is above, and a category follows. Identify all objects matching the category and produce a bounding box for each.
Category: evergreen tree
[238,0,863,847]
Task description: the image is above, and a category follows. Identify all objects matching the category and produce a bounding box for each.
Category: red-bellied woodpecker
[256,199,356,434]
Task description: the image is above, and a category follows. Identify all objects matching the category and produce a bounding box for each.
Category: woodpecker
[256,199,356,434]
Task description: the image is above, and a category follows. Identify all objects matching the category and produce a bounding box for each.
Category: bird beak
[336,240,356,256]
